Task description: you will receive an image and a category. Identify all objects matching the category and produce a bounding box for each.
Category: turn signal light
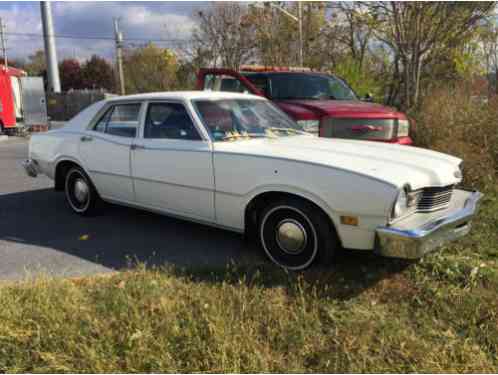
[340,216,359,226]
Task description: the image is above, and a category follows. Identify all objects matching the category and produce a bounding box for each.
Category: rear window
[92,103,141,138]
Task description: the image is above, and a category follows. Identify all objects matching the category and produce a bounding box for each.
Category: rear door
[19,77,48,126]
[131,100,215,221]
[79,102,143,203]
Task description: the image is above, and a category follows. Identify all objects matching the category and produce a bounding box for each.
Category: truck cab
[0,65,47,134]
[197,66,412,145]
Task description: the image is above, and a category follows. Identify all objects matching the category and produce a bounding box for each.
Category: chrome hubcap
[73,178,89,203]
[276,219,307,254]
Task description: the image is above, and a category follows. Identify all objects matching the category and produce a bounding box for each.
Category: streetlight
[253,2,303,67]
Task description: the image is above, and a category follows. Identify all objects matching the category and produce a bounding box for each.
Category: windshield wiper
[222,131,267,141]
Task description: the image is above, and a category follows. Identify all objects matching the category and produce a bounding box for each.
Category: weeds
[0,83,497,372]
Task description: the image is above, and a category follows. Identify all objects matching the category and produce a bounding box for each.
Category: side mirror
[363,93,374,102]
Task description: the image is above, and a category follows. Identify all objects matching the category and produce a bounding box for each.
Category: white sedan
[24,91,482,270]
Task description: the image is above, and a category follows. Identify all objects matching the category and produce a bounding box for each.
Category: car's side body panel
[212,149,397,249]
[132,139,215,220]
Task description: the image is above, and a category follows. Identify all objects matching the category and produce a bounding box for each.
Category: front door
[131,101,215,221]
[79,102,142,203]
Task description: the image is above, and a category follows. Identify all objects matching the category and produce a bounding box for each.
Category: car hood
[214,136,462,190]
[276,100,405,119]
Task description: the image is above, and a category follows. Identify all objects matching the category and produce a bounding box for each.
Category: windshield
[193,99,307,141]
[269,73,358,101]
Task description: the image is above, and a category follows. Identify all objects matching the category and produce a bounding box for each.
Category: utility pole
[297,2,303,67]
[0,18,7,68]
[114,18,125,95]
[40,1,61,93]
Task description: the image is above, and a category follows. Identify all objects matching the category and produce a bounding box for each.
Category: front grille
[416,185,454,212]
[321,118,396,140]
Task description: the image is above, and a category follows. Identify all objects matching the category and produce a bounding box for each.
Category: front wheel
[259,198,338,270]
[64,166,99,216]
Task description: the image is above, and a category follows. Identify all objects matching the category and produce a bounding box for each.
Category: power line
[3,31,191,44]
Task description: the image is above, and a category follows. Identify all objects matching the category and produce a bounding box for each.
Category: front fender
[213,153,397,249]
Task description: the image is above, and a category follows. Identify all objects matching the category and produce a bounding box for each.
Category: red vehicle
[0,64,47,134]
[197,66,412,145]
[0,65,26,133]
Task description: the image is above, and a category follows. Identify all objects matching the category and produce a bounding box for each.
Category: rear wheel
[259,198,337,270]
[64,166,99,216]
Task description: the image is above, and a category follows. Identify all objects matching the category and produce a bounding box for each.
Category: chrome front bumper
[22,159,38,178]
[375,189,482,259]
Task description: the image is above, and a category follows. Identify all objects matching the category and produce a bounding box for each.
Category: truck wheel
[64,166,99,216]
[259,198,337,270]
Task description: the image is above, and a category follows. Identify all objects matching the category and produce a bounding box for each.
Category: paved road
[0,138,263,281]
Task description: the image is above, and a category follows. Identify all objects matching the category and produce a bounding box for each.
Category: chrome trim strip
[376,190,482,259]
[132,175,214,193]
[132,145,211,153]
[88,169,215,193]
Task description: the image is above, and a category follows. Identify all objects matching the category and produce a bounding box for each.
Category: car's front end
[376,183,482,259]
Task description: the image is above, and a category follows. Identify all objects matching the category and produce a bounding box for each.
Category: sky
[0,1,206,62]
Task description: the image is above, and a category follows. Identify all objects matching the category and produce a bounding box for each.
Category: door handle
[80,135,93,142]
[130,144,146,150]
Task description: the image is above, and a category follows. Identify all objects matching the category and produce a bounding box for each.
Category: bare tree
[362,2,494,109]
[326,3,373,70]
[190,3,255,69]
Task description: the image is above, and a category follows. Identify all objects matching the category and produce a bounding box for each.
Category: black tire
[259,197,338,270]
[64,166,99,216]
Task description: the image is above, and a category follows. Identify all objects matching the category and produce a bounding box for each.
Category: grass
[0,188,497,373]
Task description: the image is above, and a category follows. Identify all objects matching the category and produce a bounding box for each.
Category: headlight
[392,188,409,219]
[397,119,410,137]
[455,161,463,180]
[391,186,419,220]
[297,119,319,134]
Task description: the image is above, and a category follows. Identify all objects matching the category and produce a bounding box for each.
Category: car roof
[106,90,265,102]
[242,71,331,78]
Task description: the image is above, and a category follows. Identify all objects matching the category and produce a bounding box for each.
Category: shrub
[333,57,383,100]
[411,83,498,190]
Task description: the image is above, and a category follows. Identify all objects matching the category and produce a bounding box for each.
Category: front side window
[193,99,306,142]
[93,103,141,138]
[269,73,358,101]
[144,102,201,140]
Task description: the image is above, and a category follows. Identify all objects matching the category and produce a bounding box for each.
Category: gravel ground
[0,137,262,281]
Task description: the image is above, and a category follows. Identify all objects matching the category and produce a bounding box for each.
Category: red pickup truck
[196,66,412,145]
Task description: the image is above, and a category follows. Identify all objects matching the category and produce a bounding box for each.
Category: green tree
[81,55,115,91]
[24,50,46,76]
[123,43,179,94]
